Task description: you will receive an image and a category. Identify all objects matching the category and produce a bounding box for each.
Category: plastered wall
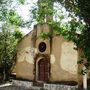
[16,30,36,80]
[50,36,78,82]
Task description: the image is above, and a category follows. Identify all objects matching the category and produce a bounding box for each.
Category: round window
[38,42,46,52]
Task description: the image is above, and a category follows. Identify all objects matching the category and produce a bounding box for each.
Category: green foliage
[0,0,25,80]
[48,19,85,42]
[77,25,90,69]
[8,10,24,26]
[78,0,90,23]
[31,0,53,24]
[13,29,24,40]
[18,0,25,4]
[31,0,85,42]
[1,9,24,26]
[55,0,90,71]
[56,0,90,24]
[39,32,52,40]
[0,0,25,27]
[30,0,86,45]
[0,0,24,77]
[79,69,87,75]
[0,23,23,80]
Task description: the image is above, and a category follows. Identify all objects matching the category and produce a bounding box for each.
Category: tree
[56,0,90,24]
[0,0,25,81]
[0,23,23,81]
[31,0,85,41]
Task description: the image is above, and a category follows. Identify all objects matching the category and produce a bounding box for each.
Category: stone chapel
[16,23,81,85]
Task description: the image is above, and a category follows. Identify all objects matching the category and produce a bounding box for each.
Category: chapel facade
[16,23,81,84]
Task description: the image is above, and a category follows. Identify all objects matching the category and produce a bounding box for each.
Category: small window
[38,42,46,52]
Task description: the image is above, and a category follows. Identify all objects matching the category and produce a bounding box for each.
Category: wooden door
[38,59,49,82]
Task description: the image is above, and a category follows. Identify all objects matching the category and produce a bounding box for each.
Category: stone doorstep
[30,86,43,90]
[33,81,44,87]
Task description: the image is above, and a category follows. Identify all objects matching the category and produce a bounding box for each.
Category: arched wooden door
[38,58,49,82]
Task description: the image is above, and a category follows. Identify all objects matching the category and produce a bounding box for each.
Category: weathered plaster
[16,60,34,80]
[50,54,56,64]
[17,47,37,64]
[50,36,78,82]
[60,42,78,75]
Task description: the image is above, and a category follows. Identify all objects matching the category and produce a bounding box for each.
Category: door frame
[34,54,50,82]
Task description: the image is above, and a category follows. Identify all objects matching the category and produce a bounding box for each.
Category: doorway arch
[38,58,49,81]
[34,54,50,82]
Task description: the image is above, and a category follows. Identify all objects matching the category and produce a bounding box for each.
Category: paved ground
[0,82,43,90]
[0,81,89,90]
[0,83,32,90]
[1,85,90,90]
[0,85,45,90]
[0,85,30,90]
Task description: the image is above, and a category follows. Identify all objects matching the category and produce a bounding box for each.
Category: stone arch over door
[34,54,50,82]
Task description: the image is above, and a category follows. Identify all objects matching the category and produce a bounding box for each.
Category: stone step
[33,81,43,87]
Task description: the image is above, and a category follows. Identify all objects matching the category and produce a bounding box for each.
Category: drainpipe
[83,66,87,90]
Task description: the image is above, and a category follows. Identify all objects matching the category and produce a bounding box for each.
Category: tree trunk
[3,68,6,82]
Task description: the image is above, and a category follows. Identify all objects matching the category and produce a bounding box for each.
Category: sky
[16,0,74,35]
[16,0,38,34]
